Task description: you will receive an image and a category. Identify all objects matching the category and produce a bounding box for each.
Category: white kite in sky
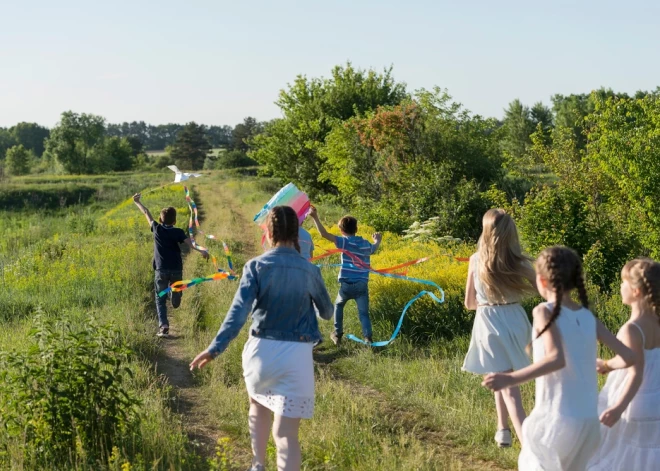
[167,165,203,182]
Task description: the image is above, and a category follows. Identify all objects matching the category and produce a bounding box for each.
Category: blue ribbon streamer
[316,262,445,347]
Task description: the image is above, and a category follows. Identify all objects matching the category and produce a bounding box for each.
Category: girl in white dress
[482,246,636,471]
[588,258,660,470]
[463,209,537,447]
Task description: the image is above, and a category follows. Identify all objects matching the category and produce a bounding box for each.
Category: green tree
[10,122,50,157]
[5,144,33,175]
[586,92,660,253]
[500,99,534,167]
[0,128,17,160]
[105,137,134,171]
[169,122,210,170]
[45,112,107,174]
[250,63,408,194]
[320,88,503,237]
[231,117,262,152]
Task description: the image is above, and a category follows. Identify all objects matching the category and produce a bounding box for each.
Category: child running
[588,258,660,470]
[190,206,333,471]
[483,246,636,471]
[298,220,314,260]
[308,206,382,345]
[133,193,209,338]
[462,209,537,447]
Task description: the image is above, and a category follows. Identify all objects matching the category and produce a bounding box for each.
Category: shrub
[0,316,140,468]
[215,150,257,169]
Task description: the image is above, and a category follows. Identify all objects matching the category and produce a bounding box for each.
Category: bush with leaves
[0,316,140,468]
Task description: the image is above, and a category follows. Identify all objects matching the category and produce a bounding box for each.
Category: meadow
[0,171,631,470]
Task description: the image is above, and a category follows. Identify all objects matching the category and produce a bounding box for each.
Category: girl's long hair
[535,246,590,338]
[477,209,535,303]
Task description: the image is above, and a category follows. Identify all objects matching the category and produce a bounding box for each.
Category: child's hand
[596,358,612,375]
[190,350,213,370]
[200,250,210,260]
[133,193,141,203]
[308,205,318,218]
[481,373,514,391]
[372,232,382,242]
[599,405,623,428]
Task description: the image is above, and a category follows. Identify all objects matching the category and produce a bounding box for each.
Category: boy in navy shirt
[133,193,208,337]
[309,207,382,345]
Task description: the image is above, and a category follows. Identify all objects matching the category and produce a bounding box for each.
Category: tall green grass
[0,175,208,469]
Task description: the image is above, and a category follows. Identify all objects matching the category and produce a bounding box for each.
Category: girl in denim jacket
[190,206,333,471]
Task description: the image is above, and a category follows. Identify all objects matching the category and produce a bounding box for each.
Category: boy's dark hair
[338,216,358,235]
[160,207,177,225]
[266,206,300,253]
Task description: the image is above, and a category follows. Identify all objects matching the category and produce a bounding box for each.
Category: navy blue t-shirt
[151,221,187,271]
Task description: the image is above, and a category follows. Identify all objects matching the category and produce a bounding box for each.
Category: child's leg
[333,283,349,335]
[154,271,169,327]
[272,414,302,471]
[500,384,526,444]
[248,398,272,467]
[170,271,183,309]
[494,390,510,431]
[354,281,372,339]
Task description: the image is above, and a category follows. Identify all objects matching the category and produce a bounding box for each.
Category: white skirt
[462,304,532,374]
[242,336,315,419]
[520,412,601,470]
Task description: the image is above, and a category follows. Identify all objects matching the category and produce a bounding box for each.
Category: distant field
[146,148,226,158]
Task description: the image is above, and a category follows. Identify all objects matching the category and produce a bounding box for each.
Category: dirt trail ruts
[153,178,510,470]
[152,180,258,463]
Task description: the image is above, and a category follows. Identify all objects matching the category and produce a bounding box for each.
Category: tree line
[0,116,263,176]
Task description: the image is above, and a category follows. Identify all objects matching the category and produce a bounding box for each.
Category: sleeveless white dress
[519,304,601,471]
[462,255,532,374]
[587,322,660,470]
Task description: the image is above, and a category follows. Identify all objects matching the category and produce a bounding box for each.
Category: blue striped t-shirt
[335,235,376,282]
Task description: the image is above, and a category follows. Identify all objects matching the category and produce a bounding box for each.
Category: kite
[167,165,203,183]
[253,183,311,226]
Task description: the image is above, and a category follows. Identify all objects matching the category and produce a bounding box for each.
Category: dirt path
[151,176,510,470]
[153,179,259,463]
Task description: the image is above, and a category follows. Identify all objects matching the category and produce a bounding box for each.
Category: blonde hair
[622,258,660,321]
[477,209,536,303]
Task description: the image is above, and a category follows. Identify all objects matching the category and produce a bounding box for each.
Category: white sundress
[520,304,601,471]
[242,336,315,419]
[462,255,532,374]
[587,322,660,470]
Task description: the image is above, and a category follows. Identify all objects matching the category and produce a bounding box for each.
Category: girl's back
[520,304,601,471]
[532,304,598,417]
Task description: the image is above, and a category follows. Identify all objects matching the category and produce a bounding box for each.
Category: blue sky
[1,0,658,127]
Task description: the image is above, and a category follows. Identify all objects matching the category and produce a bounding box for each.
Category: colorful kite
[253,183,311,226]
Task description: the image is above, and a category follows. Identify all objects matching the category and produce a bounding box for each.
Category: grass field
[0,171,630,470]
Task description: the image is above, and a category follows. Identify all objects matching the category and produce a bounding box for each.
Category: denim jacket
[207,247,333,357]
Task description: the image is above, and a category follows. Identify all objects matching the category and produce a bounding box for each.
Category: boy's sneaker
[494,429,511,448]
[330,332,342,346]
[171,291,182,309]
[157,326,170,338]
[364,337,373,345]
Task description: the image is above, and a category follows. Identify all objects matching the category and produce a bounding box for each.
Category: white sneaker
[495,429,511,448]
